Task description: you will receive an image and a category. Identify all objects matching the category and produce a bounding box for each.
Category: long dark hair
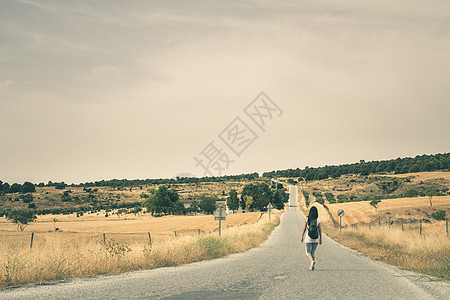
[307,206,318,226]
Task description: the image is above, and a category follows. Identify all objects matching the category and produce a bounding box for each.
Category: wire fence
[334,216,449,236]
[0,222,250,249]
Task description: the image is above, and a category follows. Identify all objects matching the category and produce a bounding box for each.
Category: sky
[1,0,449,184]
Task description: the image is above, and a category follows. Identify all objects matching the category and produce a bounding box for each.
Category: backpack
[308,218,319,239]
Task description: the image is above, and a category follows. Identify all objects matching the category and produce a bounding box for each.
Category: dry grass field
[296,171,450,207]
[326,196,450,225]
[0,210,283,287]
[383,171,450,183]
[0,210,265,245]
[297,181,450,281]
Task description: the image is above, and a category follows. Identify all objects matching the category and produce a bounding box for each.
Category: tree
[227,189,239,212]
[54,182,67,190]
[141,185,181,216]
[240,183,272,211]
[254,183,272,211]
[244,195,254,211]
[324,192,336,203]
[1,182,10,193]
[271,189,289,210]
[21,193,33,203]
[287,179,297,185]
[173,201,186,215]
[7,210,37,231]
[425,189,438,207]
[187,200,200,214]
[431,210,446,221]
[369,199,381,211]
[241,183,257,209]
[10,183,21,193]
[198,195,217,214]
[21,181,36,193]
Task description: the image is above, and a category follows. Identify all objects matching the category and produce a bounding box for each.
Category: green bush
[21,193,33,203]
[324,192,336,203]
[431,210,446,221]
[404,189,419,197]
[312,192,324,204]
[337,194,348,203]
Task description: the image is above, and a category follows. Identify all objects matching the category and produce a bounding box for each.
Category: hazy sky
[1,0,449,184]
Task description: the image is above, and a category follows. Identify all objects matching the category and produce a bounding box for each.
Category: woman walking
[301,206,322,270]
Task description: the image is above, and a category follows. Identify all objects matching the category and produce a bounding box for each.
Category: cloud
[1,0,449,183]
[12,0,55,11]
[0,80,14,90]
[92,65,121,78]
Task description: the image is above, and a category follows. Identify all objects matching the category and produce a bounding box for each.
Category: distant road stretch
[1,186,449,299]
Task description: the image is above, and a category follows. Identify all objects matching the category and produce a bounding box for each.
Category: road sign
[213,207,227,218]
[214,204,227,236]
[337,209,344,232]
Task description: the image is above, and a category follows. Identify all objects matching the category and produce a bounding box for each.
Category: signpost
[268,203,273,220]
[337,209,345,232]
[213,204,227,237]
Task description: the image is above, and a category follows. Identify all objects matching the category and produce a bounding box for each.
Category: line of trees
[1,173,260,192]
[0,201,142,219]
[74,172,260,188]
[2,153,448,194]
[140,186,223,216]
[0,181,35,194]
[227,182,290,212]
[262,152,450,180]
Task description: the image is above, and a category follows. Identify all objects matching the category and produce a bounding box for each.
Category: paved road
[1,186,449,299]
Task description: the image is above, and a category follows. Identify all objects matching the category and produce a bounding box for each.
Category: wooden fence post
[148,232,152,245]
[446,218,448,235]
[103,233,106,243]
[30,232,34,249]
[174,231,177,237]
[198,229,200,235]
[420,219,422,236]
[379,216,381,227]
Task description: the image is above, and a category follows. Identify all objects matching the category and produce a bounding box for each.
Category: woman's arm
[301,220,307,242]
[318,223,322,244]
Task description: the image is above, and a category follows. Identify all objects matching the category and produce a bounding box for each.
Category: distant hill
[263,152,449,180]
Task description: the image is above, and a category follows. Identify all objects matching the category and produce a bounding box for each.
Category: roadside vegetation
[323,221,450,281]
[296,172,450,282]
[1,151,449,285]
[0,212,281,288]
[0,180,288,287]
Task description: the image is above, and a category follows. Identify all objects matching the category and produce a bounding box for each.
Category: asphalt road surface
[1,186,449,299]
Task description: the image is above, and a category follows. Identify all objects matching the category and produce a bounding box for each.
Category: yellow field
[297,185,450,281]
[0,211,265,245]
[0,210,283,287]
[327,196,450,225]
[383,171,450,183]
